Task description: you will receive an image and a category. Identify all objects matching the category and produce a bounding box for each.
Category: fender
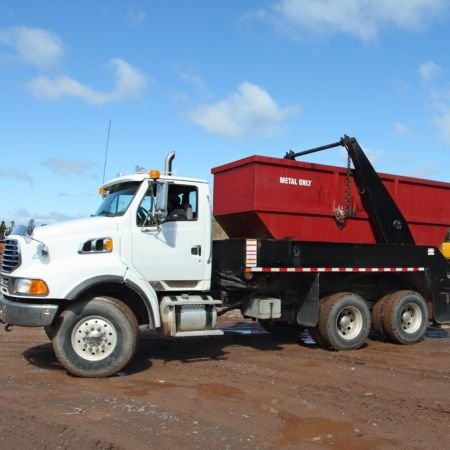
[66,275,124,300]
[65,273,161,328]
[123,268,161,328]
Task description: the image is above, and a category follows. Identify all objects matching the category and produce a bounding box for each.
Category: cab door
[131,182,209,290]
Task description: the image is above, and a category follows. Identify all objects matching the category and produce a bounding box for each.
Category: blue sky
[1,0,450,226]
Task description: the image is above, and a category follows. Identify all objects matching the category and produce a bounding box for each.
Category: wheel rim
[336,306,363,340]
[400,302,422,334]
[71,315,117,361]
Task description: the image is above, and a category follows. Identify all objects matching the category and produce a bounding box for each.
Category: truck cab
[0,163,220,377]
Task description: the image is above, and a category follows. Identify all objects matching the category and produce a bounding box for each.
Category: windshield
[94,182,141,217]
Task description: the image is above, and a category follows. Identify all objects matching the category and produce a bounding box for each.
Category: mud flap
[426,269,450,324]
[296,275,320,327]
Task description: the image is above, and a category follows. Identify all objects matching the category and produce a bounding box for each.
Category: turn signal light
[15,279,49,296]
[29,280,49,295]
[104,238,113,251]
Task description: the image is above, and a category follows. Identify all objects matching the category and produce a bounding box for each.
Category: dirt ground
[0,313,449,450]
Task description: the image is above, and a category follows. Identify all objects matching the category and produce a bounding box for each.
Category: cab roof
[101,172,208,189]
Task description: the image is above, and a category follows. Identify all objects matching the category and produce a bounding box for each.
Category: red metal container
[212,155,450,247]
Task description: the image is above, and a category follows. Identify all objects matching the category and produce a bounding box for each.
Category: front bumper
[0,295,58,327]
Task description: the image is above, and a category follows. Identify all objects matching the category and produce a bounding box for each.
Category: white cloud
[41,158,96,176]
[0,26,64,68]
[0,168,33,186]
[266,0,448,42]
[128,6,147,26]
[186,82,298,138]
[433,111,450,144]
[169,90,190,104]
[422,78,450,145]
[26,58,147,105]
[175,64,209,94]
[419,61,442,83]
[393,122,411,135]
[7,207,81,226]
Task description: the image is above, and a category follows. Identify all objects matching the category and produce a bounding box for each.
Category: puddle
[276,411,355,446]
[220,322,320,347]
[220,322,266,335]
[197,383,244,399]
[299,329,318,346]
[121,379,177,397]
[425,326,449,339]
[276,412,378,449]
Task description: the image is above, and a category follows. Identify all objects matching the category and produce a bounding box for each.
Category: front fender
[123,268,161,328]
[65,272,161,328]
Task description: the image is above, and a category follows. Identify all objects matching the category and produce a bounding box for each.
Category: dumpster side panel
[212,155,450,247]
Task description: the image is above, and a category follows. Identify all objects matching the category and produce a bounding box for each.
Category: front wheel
[52,296,139,377]
[318,292,371,350]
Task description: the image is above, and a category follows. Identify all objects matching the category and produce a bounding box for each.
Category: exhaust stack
[165,152,175,175]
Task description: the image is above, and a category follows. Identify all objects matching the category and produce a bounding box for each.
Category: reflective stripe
[245,267,425,273]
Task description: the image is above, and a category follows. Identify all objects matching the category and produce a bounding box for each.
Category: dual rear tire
[310,290,428,350]
[371,290,428,344]
[313,292,371,350]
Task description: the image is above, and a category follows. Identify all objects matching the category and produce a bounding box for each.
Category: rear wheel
[371,294,391,340]
[382,290,428,345]
[318,292,371,350]
[52,296,139,377]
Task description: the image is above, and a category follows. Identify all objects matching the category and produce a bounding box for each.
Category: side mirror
[155,182,169,223]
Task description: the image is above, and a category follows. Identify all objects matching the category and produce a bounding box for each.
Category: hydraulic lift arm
[285,136,415,245]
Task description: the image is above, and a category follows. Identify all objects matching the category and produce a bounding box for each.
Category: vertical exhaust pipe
[165,152,175,175]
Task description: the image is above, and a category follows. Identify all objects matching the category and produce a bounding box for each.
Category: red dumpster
[212,155,450,247]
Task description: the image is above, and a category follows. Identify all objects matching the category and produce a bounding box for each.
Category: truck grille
[0,276,9,294]
[1,239,21,273]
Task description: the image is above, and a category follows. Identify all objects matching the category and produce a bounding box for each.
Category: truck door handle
[191,245,201,256]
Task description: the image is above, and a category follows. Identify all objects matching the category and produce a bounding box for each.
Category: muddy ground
[0,314,449,450]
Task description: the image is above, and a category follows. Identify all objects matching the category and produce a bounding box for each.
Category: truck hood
[33,216,119,241]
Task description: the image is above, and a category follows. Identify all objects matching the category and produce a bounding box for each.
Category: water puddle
[276,411,354,446]
[276,411,378,449]
[197,383,244,399]
[220,322,320,347]
[299,329,318,346]
[220,322,266,335]
[425,326,449,339]
[121,379,177,397]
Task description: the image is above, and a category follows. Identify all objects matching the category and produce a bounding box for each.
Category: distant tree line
[0,220,15,240]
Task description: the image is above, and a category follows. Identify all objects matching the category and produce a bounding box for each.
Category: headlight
[15,278,49,296]
[79,237,113,254]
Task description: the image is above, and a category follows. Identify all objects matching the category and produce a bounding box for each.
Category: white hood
[33,216,119,241]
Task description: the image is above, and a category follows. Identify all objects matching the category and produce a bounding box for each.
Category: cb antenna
[102,119,112,184]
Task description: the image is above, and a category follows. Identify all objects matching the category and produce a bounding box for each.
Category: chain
[334,152,352,223]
